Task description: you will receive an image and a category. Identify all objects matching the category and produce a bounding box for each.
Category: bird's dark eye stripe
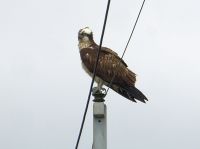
[78,31,86,35]
[81,33,88,36]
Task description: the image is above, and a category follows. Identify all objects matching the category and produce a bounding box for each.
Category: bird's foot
[92,87,107,102]
[92,87,106,94]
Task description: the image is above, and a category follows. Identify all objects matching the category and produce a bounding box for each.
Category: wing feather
[80,46,147,103]
[97,48,136,86]
[80,46,136,86]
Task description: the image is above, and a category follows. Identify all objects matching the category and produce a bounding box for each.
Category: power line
[75,0,111,149]
[106,0,146,94]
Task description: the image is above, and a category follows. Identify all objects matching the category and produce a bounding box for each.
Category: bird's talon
[92,87,99,94]
[101,88,107,94]
[92,87,107,96]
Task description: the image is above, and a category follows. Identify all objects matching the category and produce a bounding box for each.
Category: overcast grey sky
[0,0,200,149]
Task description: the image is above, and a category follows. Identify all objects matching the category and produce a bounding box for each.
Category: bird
[78,27,148,103]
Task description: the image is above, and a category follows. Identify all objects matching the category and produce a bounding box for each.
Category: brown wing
[98,48,136,86]
[80,46,147,103]
[97,48,147,103]
[80,46,136,87]
[100,47,128,67]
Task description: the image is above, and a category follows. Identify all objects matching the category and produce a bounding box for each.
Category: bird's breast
[81,62,93,77]
[81,62,105,84]
[80,47,106,84]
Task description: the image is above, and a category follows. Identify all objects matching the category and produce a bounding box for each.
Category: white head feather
[81,27,92,35]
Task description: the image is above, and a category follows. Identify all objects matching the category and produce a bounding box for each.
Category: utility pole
[92,90,107,149]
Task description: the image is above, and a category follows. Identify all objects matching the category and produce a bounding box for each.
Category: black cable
[106,0,146,93]
[75,0,111,148]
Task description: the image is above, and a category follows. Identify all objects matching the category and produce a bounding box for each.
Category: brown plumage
[78,27,148,103]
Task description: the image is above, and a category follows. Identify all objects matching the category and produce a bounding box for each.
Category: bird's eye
[82,32,87,36]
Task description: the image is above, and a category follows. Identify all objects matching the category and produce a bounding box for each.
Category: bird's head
[78,27,93,42]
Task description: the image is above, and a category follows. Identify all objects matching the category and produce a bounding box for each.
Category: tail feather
[111,85,148,103]
[126,86,148,103]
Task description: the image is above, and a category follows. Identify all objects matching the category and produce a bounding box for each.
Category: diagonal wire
[106,0,146,94]
[75,0,111,149]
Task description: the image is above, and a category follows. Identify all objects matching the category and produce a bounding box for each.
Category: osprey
[78,27,148,103]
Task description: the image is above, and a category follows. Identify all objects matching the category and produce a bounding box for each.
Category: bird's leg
[92,80,106,101]
[92,80,106,94]
[97,81,103,91]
